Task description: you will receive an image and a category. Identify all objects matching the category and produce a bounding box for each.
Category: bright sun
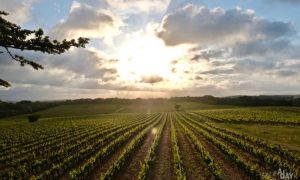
[115,27,189,84]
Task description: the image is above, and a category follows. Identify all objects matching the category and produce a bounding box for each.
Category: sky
[1,0,300,100]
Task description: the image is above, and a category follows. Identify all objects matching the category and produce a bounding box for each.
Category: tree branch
[4,46,17,61]
[4,46,44,70]
[0,78,10,87]
[0,11,89,87]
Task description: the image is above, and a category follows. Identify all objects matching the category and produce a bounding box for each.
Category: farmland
[0,103,299,180]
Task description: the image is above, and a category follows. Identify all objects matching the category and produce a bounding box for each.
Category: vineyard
[0,108,300,180]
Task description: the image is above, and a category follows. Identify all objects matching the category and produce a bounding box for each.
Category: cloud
[43,48,117,79]
[233,59,276,72]
[275,70,298,77]
[1,0,37,24]
[200,57,300,83]
[200,58,276,75]
[141,75,164,84]
[194,75,203,80]
[231,39,291,57]
[155,4,300,92]
[201,68,235,75]
[0,47,120,90]
[51,1,123,40]
[157,5,294,46]
[106,0,171,14]
[189,48,226,61]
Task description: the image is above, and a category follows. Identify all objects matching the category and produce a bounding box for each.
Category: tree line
[1,95,300,118]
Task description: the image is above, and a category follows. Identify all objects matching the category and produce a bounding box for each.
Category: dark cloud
[102,76,118,82]
[157,5,294,46]
[141,75,163,84]
[201,69,235,75]
[231,39,291,57]
[210,60,232,67]
[276,70,298,77]
[104,68,118,74]
[194,75,203,80]
[190,49,225,61]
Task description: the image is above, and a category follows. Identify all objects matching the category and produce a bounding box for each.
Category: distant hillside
[170,95,300,106]
[1,95,300,118]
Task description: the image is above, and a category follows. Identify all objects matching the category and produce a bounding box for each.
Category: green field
[0,103,299,180]
[4,101,232,120]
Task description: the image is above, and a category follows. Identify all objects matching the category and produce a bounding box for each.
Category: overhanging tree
[0,11,89,87]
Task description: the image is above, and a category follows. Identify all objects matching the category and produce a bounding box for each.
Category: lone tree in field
[28,114,40,123]
[0,11,89,87]
[174,104,181,111]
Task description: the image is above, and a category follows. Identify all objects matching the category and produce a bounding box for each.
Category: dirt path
[174,119,212,180]
[182,120,250,180]
[147,117,175,180]
[114,120,164,180]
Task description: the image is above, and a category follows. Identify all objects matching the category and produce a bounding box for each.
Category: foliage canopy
[0,11,89,87]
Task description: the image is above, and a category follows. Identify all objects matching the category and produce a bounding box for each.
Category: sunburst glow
[115,27,189,84]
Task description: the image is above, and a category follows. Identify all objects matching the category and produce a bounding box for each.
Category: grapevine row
[205,122,300,165]
[102,115,165,180]
[177,113,269,179]
[175,114,222,179]
[170,114,186,180]
[67,114,161,180]
[183,114,299,177]
[0,114,158,179]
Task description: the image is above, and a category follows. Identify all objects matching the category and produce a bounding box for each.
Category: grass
[213,123,300,154]
[0,103,125,121]
[196,106,300,123]
[1,101,235,121]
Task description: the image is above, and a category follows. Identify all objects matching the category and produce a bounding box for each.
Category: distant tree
[174,104,181,111]
[17,100,32,104]
[28,114,39,123]
[0,11,89,87]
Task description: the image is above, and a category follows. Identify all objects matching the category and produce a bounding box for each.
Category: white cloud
[106,0,171,14]
[51,1,123,40]
[157,4,293,46]
[1,0,37,24]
